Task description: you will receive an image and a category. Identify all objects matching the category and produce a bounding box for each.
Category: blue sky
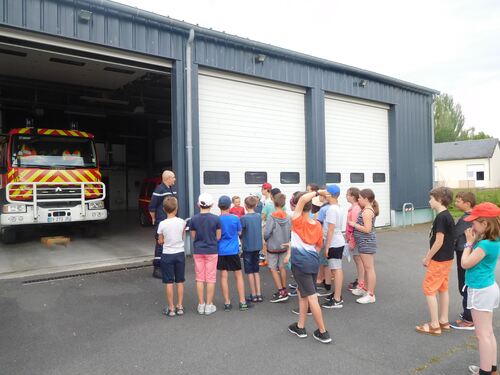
[117,0,500,138]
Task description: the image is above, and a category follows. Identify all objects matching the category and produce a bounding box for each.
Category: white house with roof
[434,138,500,188]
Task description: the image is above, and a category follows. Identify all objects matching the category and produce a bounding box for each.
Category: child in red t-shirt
[229,196,245,218]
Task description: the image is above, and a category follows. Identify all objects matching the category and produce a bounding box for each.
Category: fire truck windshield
[11,135,98,169]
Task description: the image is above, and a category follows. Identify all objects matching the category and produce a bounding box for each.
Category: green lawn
[448,188,500,218]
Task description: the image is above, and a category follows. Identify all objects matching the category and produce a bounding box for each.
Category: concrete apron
[0,211,155,280]
[0,256,153,281]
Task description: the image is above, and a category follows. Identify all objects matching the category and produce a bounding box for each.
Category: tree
[434,93,492,142]
[471,131,491,140]
[434,93,467,142]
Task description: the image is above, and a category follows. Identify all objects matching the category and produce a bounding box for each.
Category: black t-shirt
[454,212,472,252]
[429,210,455,262]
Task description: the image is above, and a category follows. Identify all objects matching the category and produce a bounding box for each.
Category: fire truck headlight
[88,201,105,210]
[2,204,27,214]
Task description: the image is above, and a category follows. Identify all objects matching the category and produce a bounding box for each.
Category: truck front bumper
[1,206,107,226]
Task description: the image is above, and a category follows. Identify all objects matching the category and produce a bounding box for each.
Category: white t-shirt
[157,217,186,254]
[325,204,346,248]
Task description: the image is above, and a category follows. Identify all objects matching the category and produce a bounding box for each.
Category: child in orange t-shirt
[287,190,331,344]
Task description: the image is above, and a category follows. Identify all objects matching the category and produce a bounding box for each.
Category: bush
[448,188,500,218]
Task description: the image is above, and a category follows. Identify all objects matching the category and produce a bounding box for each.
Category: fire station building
[0,0,437,263]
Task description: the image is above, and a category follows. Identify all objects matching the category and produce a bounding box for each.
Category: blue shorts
[243,251,260,274]
[318,247,329,266]
[160,252,186,284]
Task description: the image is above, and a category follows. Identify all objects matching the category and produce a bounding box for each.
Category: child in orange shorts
[416,187,455,336]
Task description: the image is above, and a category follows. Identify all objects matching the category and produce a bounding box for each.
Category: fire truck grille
[37,185,82,200]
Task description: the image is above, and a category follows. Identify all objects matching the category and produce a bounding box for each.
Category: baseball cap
[464,202,500,222]
[218,195,232,208]
[326,184,341,196]
[262,182,272,190]
[312,196,322,207]
[249,192,262,199]
[198,193,214,208]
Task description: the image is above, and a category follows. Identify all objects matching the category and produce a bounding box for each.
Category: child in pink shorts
[190,193,221,315]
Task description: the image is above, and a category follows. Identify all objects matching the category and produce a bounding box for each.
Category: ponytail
[372,200,380,217]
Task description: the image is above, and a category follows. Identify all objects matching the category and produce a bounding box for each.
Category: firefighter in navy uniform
[148,170,177,278]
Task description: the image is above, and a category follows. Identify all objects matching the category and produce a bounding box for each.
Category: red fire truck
[0,127,107,243]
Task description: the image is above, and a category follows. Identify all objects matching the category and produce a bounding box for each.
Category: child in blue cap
[217,195,250,311]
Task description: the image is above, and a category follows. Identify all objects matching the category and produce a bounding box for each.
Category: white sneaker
[356,294,376,304]
[351,287,367,296]
[468,365,479,374]
[197,303,206,315]
[204,304,217,315]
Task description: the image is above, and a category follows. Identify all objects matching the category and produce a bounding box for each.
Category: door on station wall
[324,95,391,227]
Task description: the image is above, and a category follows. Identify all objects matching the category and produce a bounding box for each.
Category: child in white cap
[189,193,221,315]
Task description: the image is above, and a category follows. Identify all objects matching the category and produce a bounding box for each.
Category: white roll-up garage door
[198,70,306,210]
[325,95,391,227]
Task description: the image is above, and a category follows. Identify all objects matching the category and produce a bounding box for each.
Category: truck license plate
[48,217,71,223]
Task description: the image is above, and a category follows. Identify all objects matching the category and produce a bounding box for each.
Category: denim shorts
[318,247,329,266]
[243,251,260,274]
[160,252,186,284]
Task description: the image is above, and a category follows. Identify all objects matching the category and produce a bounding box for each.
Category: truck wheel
[1,227,17,244]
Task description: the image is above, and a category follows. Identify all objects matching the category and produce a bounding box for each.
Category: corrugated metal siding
[193,38,434,210]
[0,0,434,210]
[0,0,184,59]
[389,91,433,210]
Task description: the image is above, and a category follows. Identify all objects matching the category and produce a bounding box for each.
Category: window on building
[245,171,267,185]
[466,164,485,181]
[373,173,386,183]
[203,171,230,185]
[326,172,341,183]
[350,173,365,183]
[280,172,300,184]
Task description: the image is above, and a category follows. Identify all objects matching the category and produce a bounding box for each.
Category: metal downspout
[431,95,436,187]
[186,29,195,219]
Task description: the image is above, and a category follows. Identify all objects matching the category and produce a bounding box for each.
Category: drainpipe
[430,95,437,221]
[186,29,195,219]
[431,95,436,187]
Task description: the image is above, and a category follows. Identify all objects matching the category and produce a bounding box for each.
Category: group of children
[155,182,381,345]
[415,187,500,375]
